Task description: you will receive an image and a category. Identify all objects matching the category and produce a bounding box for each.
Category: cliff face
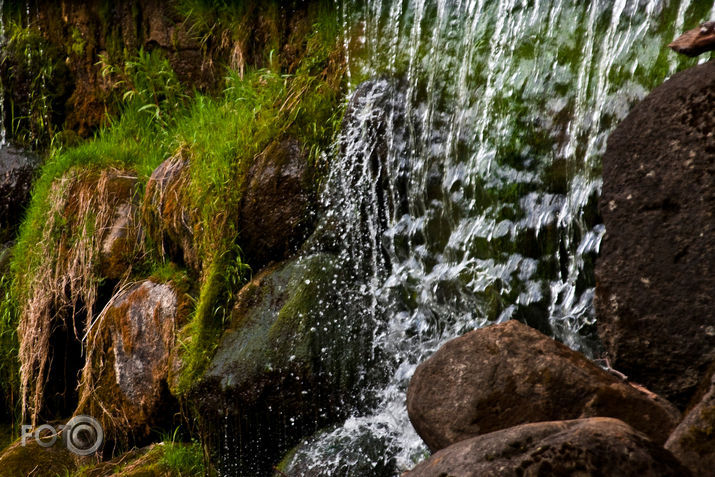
[1,0,327,144]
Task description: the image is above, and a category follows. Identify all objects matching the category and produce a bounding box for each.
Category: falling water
[281,0,715,474]
[0,0,5,147]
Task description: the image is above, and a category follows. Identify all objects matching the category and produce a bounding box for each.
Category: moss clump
[0,439,79,477]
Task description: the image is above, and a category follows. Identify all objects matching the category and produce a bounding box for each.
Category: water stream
[283,0,714,474]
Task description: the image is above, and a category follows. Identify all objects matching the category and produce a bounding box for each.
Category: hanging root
[17,168,142,425]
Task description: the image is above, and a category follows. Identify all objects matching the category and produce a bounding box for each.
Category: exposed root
[17,168,143,425]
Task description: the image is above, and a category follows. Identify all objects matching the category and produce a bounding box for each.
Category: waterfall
[0,0,5,147]
[282,0,715,474]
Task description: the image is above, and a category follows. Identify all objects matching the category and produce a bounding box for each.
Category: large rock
[77,280,183,442]
[190,253,374,476]
[406,418,690,477]
[407,320,680,452]
[0,145,39,241]
[595,60,715,407]
[665,365,715,476]
[238,137,317,269]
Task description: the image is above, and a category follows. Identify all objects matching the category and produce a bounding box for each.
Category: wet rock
[665,364,715,476]
[142,154,199,272]
[0,145,39,241]
[595,60,715,407]
[407,320,680,452]
[239,137,317,270]
[77,280,183,442]
[277,423,397,477]
[190,253,374,476]
[406,418,691,477]
[669,22,715,57]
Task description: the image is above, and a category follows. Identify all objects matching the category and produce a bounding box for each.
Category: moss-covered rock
[76,280,188,444]
[0,438,81,477]
[189,252,374,475]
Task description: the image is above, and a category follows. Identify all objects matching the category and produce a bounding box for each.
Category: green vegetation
[159,440,206,476]
[0,0,345,425]
[0,18,71,149]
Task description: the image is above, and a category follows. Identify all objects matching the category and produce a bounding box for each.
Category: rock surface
[595,60,715,408]
[77,280,182,441]
[238,137,316,270]
[98,179,141,280]
[406,418,691,477]
[669,22,715,57]
[407,320,680,452]
[0,145,39,241]
[142,154,198,272]
[665,365,715,476]
[191,253,374,475]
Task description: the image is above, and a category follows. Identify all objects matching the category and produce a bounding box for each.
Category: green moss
[0,440,78,477]
[69,27,87,57]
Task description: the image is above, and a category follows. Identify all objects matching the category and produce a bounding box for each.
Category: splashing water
[290,0,711,474]
[285,0,715,474]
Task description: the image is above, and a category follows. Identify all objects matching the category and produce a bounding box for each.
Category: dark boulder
[665,364,715,476]
[0,145,39,241]
[238,137,317,270]
[595,60,715,408]
[76,280,184,442]
[406,418,691,477]
[407,320,680,452]
[190,253,375,476]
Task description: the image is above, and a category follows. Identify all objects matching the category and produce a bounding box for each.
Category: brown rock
[669,22,715,57]
[238,137,316,269]
[77,280,183,442]
[666,365,715,476]
[407,320,680,452]
[98,177,141,280]
[406,418,691,477]
[142,154,199,272]
[595,60,715,408]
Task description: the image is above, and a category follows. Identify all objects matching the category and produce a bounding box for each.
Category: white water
[282,0,714,474]
[281,0,715,474]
